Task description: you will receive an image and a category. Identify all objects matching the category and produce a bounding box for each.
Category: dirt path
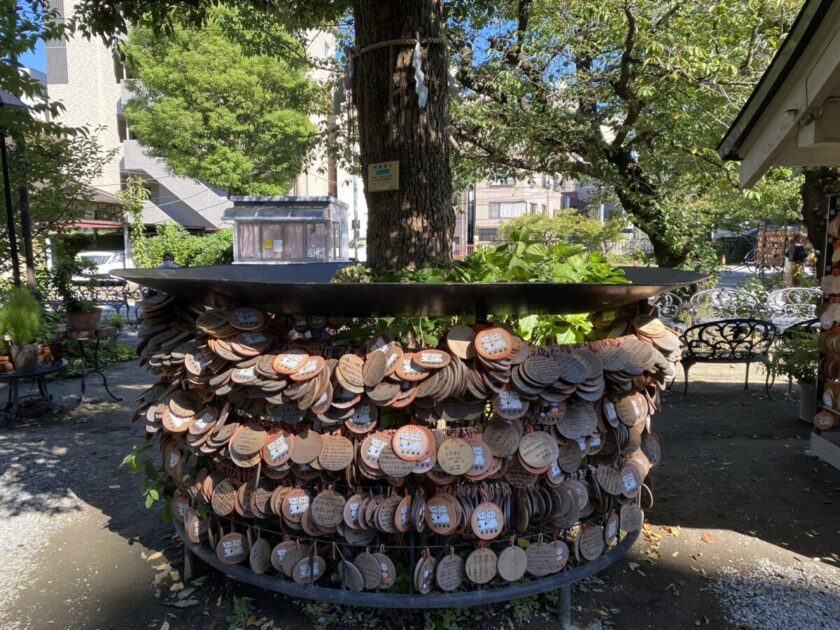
[0,361,838,629]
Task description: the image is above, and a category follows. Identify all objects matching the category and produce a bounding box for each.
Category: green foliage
[334,228,628,345]
[131,223,234,268]
[0,287,42,344]
[764,328,819,385]
[121,176,152,267]
[120,6,320,195]
[497,211,626,254]
[119,440,168,511]
[48,260,98,312]
[450,0,803,269]
[102,312,127,330]
[62,341,136,377]
[228,596,254,630]
[395,226,627,285]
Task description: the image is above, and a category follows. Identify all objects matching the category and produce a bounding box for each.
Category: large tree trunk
[801,167,840,273]
[352,0,454,272]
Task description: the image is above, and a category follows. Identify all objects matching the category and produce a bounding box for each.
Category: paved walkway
[0,361,838,629]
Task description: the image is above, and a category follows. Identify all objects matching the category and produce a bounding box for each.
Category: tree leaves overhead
[121,7,321,195]
[448,0,804,268]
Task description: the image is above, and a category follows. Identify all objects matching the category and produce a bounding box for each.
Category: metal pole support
[557,583,571,628]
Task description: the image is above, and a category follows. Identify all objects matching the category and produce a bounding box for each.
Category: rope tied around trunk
[351,37,447,59]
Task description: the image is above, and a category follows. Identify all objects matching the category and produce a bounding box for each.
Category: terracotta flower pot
[67,308,102,332]
[10,342,39,373]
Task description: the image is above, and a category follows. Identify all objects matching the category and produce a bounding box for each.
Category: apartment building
[452,175,606,255]
[45,0,367,245]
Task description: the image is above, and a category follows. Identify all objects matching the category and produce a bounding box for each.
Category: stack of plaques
[135,296,676,594]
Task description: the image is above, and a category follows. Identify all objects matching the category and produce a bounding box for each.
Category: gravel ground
[711,558,840,629]
[0,433,86,611]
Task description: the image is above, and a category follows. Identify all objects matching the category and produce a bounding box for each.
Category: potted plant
[52,260,102,332]
[0,287,43,373]
[765,327,819,421]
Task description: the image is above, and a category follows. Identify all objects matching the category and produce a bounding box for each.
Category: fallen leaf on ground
[701,533,715,544]
[159,622,170,630]
[146,551,163,562]
[173,599,200,608]
[177,587,196,600]
[170,582,184,592]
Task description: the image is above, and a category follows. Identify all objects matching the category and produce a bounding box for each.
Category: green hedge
[133,224,233,267]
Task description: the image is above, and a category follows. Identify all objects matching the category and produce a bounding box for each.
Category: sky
[19,39,46,72]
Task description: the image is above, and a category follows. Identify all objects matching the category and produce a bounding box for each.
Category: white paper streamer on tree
[413,33,429,109]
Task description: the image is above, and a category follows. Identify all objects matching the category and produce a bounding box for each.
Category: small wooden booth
[719,0,840,469]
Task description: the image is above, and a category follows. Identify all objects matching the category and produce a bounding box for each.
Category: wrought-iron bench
[766,287,821,332]
[680,318,777,396]
[686,288,763,324]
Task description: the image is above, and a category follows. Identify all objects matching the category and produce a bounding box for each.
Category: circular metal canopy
[117,263,706,317]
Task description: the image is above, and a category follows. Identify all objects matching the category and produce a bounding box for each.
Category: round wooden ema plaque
[216,532,249,565]
[228,307,265,331]
[413,348,451,369]
[414,554,437,595]
[424,495,457,535]
[595,464,623,496]
[497,544,528,582]
[280,542,310,577]
[518,431,554,469]
[310,489,346,529]
[282,488,311,524]
[372,552,396,589]
[230,423,268,457]
[483,420,521,457]
[604,513,620,546]
[392,424,429,461]
[360,431,390,470]
[435,551,466,592]
[211,479,236,516]
[557,401,598,439]
[470,502,504,541]
[615,392,646,427]
[578,525,605,561]
[338,560,365,592]
[185,514,208,544]
[293,554,326,585]
[551,540,570,572]
[437,437,475,476]
[525,540,555,577]
[318,434,354,471]
[493,389,529,420]
[378,443,415,478]
[557,439,583,473]
[354,552,382,590]
[337,354,365,391]
[619,464,641,499]
[446,325,476,360]
[249,537,272,574]
[620,504,643,533]
[465,547,497,585]
[272,348,309,375]
[394,494,412,533]
[261,429,294,467]
[289,355,325,382]
[474,327,513,360]
[290,429,323,465]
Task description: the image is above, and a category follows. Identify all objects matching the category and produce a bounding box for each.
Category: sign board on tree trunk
[368,161,399,192]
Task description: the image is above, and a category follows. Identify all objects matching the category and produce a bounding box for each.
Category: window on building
[541,204,547,214]
[117,115,128,142]
[542,174,550,188]
[529,203,538,214]
[113,52,125,83]
[488,201,527,218]
[488,177,515,187]
[478,227,498,242]
[238,222,339,262]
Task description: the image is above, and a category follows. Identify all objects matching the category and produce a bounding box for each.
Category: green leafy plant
[102,312,126,330]
[228,596,254,630]
[62,340,135,377]
[120,440,169,511]
[764,328,819,385]
[0,287,42,344]
[335,227,628,344]
[49,259,99,312]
